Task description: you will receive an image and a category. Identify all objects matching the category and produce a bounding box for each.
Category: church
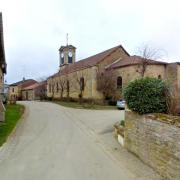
[47,44,180,102]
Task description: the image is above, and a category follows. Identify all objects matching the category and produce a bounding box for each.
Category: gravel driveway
[0,101,160,180]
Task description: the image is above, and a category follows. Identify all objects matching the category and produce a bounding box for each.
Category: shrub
[123,77,167,114]
[165,86,180,116]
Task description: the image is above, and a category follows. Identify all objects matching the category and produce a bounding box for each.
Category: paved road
[0,101,160,180]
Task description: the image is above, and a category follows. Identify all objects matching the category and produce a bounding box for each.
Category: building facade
[9,79,37,100]
[21,81,47,100]
[47,44,180,102]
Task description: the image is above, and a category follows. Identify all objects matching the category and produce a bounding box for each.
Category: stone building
[21,81,47,100]
[47,44,180,102]
[47,44,130,101]
[9,79,37,100]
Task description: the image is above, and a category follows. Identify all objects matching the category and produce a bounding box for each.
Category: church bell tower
[59,44,76,69]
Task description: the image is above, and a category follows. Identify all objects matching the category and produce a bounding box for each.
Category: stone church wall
[114,64,166,89]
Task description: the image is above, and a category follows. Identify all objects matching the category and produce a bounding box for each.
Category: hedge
[123,77,167,114]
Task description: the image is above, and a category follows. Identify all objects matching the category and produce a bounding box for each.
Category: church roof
[0,12,6,73]
[50,45,129,78]
[10,79,37,88]
[108,55,167,69]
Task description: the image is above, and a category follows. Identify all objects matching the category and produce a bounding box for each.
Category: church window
[67,80,69,93]
[117,76,122,89]
[68,56,73,63]
[80,77,85,91]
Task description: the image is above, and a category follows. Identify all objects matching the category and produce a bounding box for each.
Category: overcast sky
[1,0,180,83]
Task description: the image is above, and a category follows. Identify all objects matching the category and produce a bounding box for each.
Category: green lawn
[0,104,25,146]
[54,101,117,110]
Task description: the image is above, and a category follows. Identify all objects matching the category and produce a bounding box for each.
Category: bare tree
[58,77,66,99]
[96,68,117,103]
[73,71,88,103]
[137,44,165,77]
[165,82,180,116]
[36,76,48,82]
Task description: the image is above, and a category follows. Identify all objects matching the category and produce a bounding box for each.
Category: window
[12,87,14,92]
[68,56,73,64]
[56,83,59,93]
[80,77,85,91]
[67,80,69,93]
[117,76,122,89]
[61,57,64,64]
[49,84,51,93]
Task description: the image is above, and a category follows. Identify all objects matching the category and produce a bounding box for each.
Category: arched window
[158,75,162,79]
[117,76,122,89]
[80,77,85,91]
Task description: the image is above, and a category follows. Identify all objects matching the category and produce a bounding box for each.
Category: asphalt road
[0,101,159,180]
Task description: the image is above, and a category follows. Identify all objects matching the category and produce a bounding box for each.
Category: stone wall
[124,110,180,180]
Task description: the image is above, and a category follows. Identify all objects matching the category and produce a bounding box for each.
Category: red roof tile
[109,55,167,69]
[22,81,47,90]
[10,79,37,88]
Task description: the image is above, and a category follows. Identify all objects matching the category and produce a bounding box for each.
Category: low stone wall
[124,110,180,180]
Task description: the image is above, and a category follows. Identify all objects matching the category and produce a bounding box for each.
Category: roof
[0,12,6,73]
[22,83,39,90]
[109,55,167,69]
[10,79,37,87]
[59,45,76,51]
[22,81,47,90]
[50,45,129,78]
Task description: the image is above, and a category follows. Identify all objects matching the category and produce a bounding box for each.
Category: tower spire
[66,33,68,46]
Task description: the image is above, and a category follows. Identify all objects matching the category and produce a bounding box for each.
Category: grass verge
[54,101,117,110]
[0,104,25,147]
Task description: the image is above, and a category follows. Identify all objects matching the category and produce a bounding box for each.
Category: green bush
[123,77,167,114]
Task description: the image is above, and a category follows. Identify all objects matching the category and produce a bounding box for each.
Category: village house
[0,13,7,121]
[21,81,47,101]
[47,44,180,102]
[9,78,37,100]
